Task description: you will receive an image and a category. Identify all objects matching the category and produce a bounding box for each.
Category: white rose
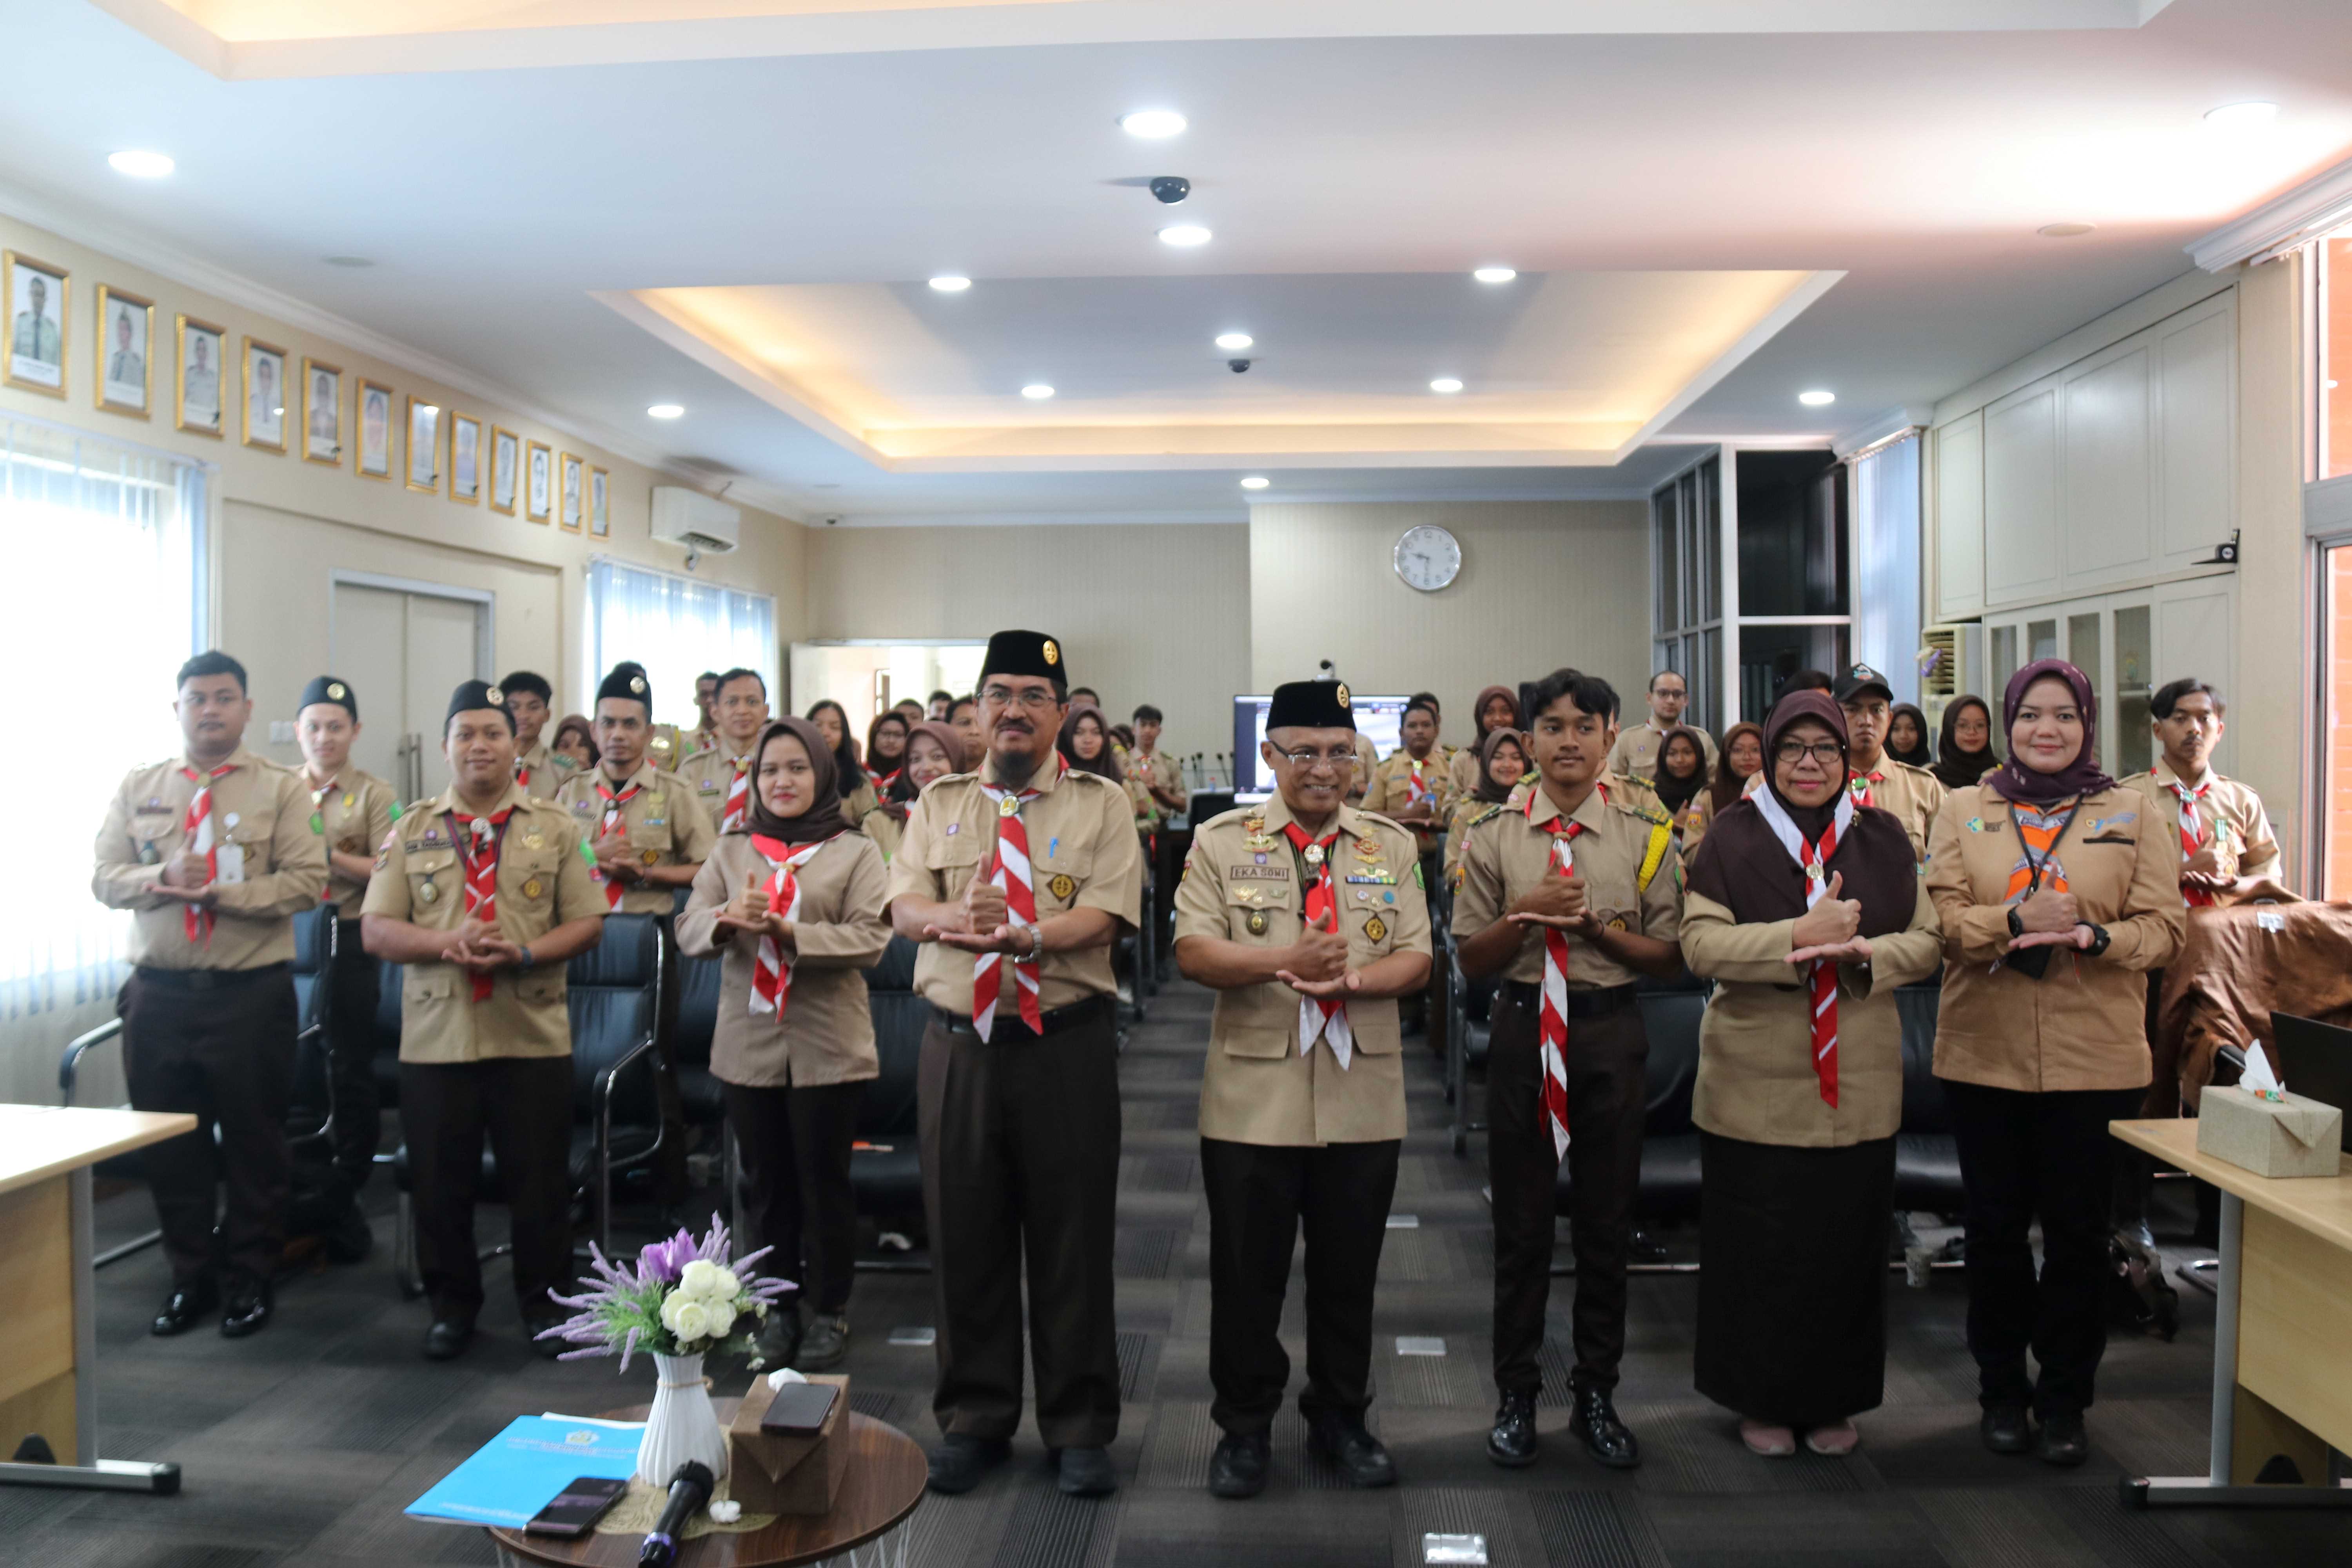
[662,1294,711,1342]
[710,1267,740,1301]
[703,1303,736,1339]
[677,1259,720,1299]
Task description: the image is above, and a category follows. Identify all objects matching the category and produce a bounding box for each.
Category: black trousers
[122,967,298,1287]
[917,1004,1122,1448]
[399,1055,574,1325]
[1201,1136,1400,1436]
[1487,988,1648,1396]
[324,924,381,1195]
[1945,1079,2145,1417]
[722,1078,864,1315]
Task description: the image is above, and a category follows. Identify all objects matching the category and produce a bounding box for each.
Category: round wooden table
[487,1401,926,1568]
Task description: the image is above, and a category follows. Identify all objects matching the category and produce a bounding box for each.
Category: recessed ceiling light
[1120,109,1187,140]
[1214,332,1254,350]
[1240,476,1269,490]
[1472,267,1517,284]
[2204,100,2279,128]
[1798,389,1837,407]
[1429,377,1464,394]
[322,255,374,268]
[107,149,174,178]
[647,403,684,419]
[1021,383,1056,399]
[2036,222,2096,239]
[927,275,971,292]
[1158,224,1212,248]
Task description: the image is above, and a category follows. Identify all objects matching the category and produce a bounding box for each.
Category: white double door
[329,574,493,802]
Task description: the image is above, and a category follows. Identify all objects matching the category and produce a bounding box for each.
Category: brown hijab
[1470,684,1522,741]
[878,720,967,823]
[1471,726,1527,806]
[1710,722,1762,813]
[1684,691,1916,934]
[742,718,850,846]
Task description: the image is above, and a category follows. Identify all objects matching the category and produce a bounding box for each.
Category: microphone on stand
[637,1460,715,1566]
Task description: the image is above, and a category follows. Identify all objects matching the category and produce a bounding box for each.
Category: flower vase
[638,1351,729,1487]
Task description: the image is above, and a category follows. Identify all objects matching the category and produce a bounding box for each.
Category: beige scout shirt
[1346,731,1380,803]
[1450,782,1684,988]
[1848,757,1945,864]
[360,784,608,1063]
[676,831,892,1089]
[1125,748,1180,827]
[513,739,559,795]
[679,746,757,834]
[1681,880,1944,1147]
[1606,719,1719,784]
[300,766,400,915]
[94,748,329,971]
[1174,799,1427,1146]
[555,761,718,916]
[883,759,1143,1015]
[1925,784,2185,1094]
[2121,762,2281,882]
[1365,750,1458,853]
[860,806,906,863]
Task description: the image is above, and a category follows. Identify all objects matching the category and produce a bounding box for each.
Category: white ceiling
[5,0,2350,524]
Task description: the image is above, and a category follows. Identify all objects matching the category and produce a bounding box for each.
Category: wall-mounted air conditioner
[650,486,741,554]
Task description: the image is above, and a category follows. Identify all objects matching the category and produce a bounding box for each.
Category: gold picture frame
[300,357,343,465]
[241,336,289,452]
[354,380,394,480]
[93,285,153,418]
[589,465,610,537]
[174,314,225,437]
[448,412,482,505]
[559,450,585,533]
[405,395,441,494]
[4,250,69,399]
[524,438,553,523]
[488,425,520,515]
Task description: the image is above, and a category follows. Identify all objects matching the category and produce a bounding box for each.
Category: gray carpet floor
[6,979,2347,1567]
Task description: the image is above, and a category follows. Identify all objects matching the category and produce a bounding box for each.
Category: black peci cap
[446,679,514,730]
[979,630,1067,686]
[298,675,358,721]
[1267,679,1353,731]
[596,662,653,713]
[1833,663,1895,704]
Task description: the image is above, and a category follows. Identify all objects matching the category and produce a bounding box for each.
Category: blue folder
[405,1414,644,1528]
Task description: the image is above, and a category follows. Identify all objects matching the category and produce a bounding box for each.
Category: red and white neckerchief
[178,761,236,943]
[1406,755,1432,808]
[450,807,512,1003]
[306,772,341,902]
[2169,775,2216,908]
[746,832,844,1022]
[722,756,754,833]
[971,756,1060,1040]
[513,753,533,791]
[1280,821,1353,1069]
[1526,787,1592,1161]
[593,775,643,909]
[1848,768,1885,809]
[1752,781,1858,1107]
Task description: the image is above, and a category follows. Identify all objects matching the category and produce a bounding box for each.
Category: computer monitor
[1229,693,1414,796]
[2265,1013,2352,1114]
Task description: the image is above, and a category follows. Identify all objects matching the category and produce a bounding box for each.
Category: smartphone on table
[524,1475,631,1538]
[760,1382,841,1437]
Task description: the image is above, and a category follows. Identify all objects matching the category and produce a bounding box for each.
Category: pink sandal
[1804,1419,1860,1456]
[1740,1419,1797,1457]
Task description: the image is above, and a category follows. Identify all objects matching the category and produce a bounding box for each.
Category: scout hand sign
[2007,883,2087,950]
[1276,905,1357,998]
[715,869,772,933]
[927,874,1013,950]
[1507,865,1592,933]
[595,818,641,883]
[443,915,515,970]
[1787,872,1871,965]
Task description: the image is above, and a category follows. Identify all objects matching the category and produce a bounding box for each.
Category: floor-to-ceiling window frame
[2305,226,2352,896]
[1648,448,1726,735]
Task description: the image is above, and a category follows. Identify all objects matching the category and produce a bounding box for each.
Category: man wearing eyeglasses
[1834,664,1944,863]
[1172,680,1431,1499]
[886,630,1143,1501]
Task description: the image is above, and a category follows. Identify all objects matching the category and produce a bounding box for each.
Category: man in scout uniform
[499,670,559,790]
[96,651,329,1339]
[1365,700,1457,862]
[884,630,1142,1501]
[1835,663,1945,863]
[362,681,608,1360]
[678,667,773,833]
[1605,670,1719,784]
[1126,703,1186,828]
[2121,677,2286,904]
[1454,668,1683,1472]
[1173,679,1432,1499]
[292,675,401,1248]
[557,662,718,915]
[682,671,723,760]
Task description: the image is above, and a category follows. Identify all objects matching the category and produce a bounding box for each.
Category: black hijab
[1472,727,1526,806]
[803,700,864,802]
[1931,695,2001,791]
[1887,703,1934,769]
[743,719,849,846]
[1650,726,1710,814]
[1057,705,1121,782]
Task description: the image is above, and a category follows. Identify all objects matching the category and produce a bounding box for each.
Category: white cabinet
[2058,338,2154,588]
[1983,383,2063,605]
[2154,301,2236,572]
[1933,411,1984,621]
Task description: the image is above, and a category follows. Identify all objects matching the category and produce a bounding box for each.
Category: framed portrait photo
[175,315,225,437]
[589,465,610,537]
[559,450,584,532]
[525,438,553,524]
[355,380,394,479]
[448,412,481,504]
[4,250,69,397]
[406,396,441,494]
[489,425,520,515]
[301,358,343,465]
[242,337,288,452]
[94,285,153,417]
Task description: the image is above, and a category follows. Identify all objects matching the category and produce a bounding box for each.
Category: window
[2316,229,2352,483]
[2325,547,2352,898]
[4,418,206,1018]
[1852,432,1922,706]
[1650,454,1723,732]
[585,559,778,723]
[1733,448,1850,722]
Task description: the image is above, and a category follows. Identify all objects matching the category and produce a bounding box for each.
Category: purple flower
[636,1229,697,1285]
[541,1214,795,1372]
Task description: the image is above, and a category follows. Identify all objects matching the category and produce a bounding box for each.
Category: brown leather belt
[932,993,1114,1040]
[1498,979,1638,1019]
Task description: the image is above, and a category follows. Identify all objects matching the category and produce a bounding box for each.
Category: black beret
[446,679,514,729]
[297,675,357,721]
[979,630,1066,686]
[499,670,553,703]
[1833,662,1894,704]
[1267,679,1353,732]
[596,662,653,710]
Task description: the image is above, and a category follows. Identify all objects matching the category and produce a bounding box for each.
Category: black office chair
[1893,980,1965,1214]
[672,941,731,1226]
[848,935,928,1268]
[1552,973,1708,1256]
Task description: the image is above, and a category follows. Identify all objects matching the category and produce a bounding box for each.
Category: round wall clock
[1393,524,1462,592]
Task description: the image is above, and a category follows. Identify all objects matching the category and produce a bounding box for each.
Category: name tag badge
[214,842,247,884]
[1228,864,1288,881]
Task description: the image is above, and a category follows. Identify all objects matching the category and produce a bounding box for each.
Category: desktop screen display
[1230,693,1412,796]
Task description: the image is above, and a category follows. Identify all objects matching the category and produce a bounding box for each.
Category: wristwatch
[2081,923,2111,958]
[517,945,536,971]
[2006,907,2025,941]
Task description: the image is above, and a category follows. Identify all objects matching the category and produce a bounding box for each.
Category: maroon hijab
[1992,658,2116,806]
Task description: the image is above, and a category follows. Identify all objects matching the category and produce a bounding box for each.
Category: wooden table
[488,1399,926,1567]
[0,1103,196,1494]
[2110,1118,2352,1508]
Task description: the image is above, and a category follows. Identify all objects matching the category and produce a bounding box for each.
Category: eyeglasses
[1773,739,1845,766]
[1276,747,1357,771]
[978,685,1061,712]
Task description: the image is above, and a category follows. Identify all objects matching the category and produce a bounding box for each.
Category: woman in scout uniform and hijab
[1444,727,1528,881]
[1450,684,1524,796]
[1649,727,1712,845]
[862,721,965,862]
[866,710,910,791]
[1681,691,1943,1459]
[678,718,890,1374]
[1926,658,2183,1468]
[805,699,880,821]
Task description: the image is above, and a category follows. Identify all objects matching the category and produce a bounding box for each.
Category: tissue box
[726,1373,849,1515]
[2196,1085,2344,1178]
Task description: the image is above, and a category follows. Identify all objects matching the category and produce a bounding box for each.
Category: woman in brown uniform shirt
[677,718,891,1372]
[861,720,965,862]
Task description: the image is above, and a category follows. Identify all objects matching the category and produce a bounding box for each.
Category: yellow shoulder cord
[1636,820,1671,893]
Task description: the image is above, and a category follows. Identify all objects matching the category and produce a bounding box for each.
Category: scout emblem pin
[418,879,440,904]
[1246,911,1268,935]
[999,796,1021,818]
[1303,843,1324,865]
[1048,873,1076,901]
[523,878,543,899]
[1365,915,1388,943]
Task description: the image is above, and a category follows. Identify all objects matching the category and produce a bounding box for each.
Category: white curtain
[1853,433,1924,707]
[0,418,206,1024]
[585,559,778,726]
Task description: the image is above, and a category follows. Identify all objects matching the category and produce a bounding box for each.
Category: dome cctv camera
[1149,176,1191,205]
[1229,358,1251,373]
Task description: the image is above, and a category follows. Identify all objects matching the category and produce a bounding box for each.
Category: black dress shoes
[1487,1389,1540,1468]
[151,1279,219,1337]
[2034,1410,2089,1468]
[1208,1430,1270,1499]
[1571,1384,1641,1469]
[1056,1445,1118,1497]
[522,1315,570,1361]
[1978,1403,2032,1454]
[925,1434,1010,1495]
[219,1279,273,1339]
[748,1301,802,1372]
[422,1319,475,1361]
[1304,1403,1396,1488]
